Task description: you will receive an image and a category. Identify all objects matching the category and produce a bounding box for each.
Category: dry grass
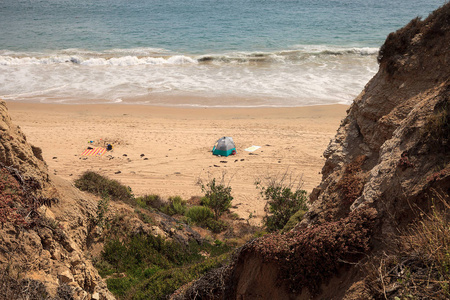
[367,190,450,299]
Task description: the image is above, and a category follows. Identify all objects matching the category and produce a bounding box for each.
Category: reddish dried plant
[244,208,377,295]
[337,155,367,205]
[0,168,26,227]
[427,166,450,182]
[397,151,414,170]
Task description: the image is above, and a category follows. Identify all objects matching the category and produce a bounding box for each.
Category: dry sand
[6,102,347,224]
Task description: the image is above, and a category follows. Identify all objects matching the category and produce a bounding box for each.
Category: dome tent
[212,137,236,157]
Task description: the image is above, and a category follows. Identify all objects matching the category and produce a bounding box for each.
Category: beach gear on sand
[244,145,261,152]
[212,137,236,157]
[82,147,106,156]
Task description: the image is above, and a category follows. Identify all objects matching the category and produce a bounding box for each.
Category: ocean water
[0,0,444,107]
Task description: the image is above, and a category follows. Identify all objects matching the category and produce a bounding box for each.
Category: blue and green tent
[212,137,236,157]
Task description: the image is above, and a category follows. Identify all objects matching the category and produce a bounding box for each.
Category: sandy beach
[6,101,347,224]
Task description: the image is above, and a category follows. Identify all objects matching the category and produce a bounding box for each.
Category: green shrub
[136,194,165,209]
[186,206,214,225]
[199,178,233,220]
[96,233,232,299]
[160,196,186,216]
[94,196,109,228]
[206,218,228,233]
[106,277,138,297]
[282,209,307,233]
[130,254,228,300]
[74,171,134,204]
[257,176,308,232]
[135,209,154,224]
[136,198,147,209]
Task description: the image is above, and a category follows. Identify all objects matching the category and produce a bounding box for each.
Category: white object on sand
[244,145,261,152]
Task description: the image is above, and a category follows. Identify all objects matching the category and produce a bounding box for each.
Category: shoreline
[6,101,348,224]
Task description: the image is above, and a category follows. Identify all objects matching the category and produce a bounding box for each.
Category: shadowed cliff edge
[171,3,450,299]
[0,99,115,299]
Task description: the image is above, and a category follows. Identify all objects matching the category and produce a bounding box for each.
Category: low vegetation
[367,191,450,299]
[198,177,233,221]
[378,3,450,76]
[425,97,449,148]
[0,166,71,299]
[256,172,308,232]
[0,167,26,227]
[185,206,214,226]
[336,155,367,205]
[95,224,232,299]
[377,16,422,74]
[246,208,377,295]
[74,172,244,299]
[74,171,334,298]
[135,194,165,210]
[160,196,187,216]
[0,165,57,228]
[75,171,134,204]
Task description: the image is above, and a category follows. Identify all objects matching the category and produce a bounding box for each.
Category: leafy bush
[205,218,228,234]
[257,174,308,232]
[135,209,155,224]
[199,178,233,220]
[186,206,214,225]
[160,196,186,216]
[136,194,165,209]
[74,171,134,204]
[93,196,109,228]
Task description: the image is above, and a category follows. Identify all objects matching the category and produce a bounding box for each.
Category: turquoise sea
[0,0,445,107]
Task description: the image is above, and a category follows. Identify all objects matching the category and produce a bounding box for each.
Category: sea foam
[0,47,379,107]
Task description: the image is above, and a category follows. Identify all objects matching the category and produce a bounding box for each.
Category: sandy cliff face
[173,3,450,299]
[0,100,114,300]
[308,2,450,232]
[0,101,50,194]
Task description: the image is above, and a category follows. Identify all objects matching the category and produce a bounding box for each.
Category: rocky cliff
[173,3,450,299]
[0,101,50,195]
[0,99,114,299]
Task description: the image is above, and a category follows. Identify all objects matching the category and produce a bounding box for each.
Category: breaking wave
[0,46,378,66]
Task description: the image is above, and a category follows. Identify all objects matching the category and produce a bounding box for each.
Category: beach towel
[82,147,106,156]
[244,145,261,152]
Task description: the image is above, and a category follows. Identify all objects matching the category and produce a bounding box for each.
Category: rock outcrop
[307,2,450,234]
[0,100,115,300]
[173,3,450,299]
[0,100,50,195]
